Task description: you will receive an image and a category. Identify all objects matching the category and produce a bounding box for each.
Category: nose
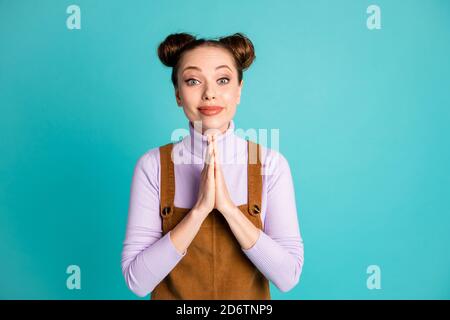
[202,84,216,101]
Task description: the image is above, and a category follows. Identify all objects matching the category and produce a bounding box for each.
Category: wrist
[220,204,239,218]
[191,206,208,222]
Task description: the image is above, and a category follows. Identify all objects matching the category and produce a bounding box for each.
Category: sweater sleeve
[242,151,304,293]
[121,150,186,297]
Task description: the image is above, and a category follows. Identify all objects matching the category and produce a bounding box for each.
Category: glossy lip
[198,106,224,116]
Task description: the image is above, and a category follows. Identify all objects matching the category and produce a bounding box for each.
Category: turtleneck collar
[181,119,242,165]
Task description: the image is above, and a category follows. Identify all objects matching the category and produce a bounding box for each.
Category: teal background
[1,0,449,299]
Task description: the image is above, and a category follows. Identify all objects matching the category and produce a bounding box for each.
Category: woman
[121,32,304,300]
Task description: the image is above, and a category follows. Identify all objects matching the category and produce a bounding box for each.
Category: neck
[183,119,241,164]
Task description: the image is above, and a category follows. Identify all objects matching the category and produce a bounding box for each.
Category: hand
[192,135,215,218]
[212,134,237,216]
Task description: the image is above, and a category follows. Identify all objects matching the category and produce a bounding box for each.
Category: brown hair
[157,32,256,88]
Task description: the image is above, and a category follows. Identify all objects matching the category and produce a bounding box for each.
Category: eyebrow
[181,65,232,74]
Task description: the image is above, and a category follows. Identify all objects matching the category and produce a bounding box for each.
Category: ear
[237,80,243,105]
[175,88,182,107]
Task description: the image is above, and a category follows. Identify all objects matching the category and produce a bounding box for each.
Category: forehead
[178,46,236,72]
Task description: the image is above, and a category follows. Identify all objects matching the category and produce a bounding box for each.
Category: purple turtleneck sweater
[121,120,304,297]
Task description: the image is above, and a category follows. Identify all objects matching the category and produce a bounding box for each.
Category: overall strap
[159,143,175,219]
[247,140,262,216]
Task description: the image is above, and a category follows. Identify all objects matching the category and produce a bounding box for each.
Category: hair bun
[157,33,196,67]
[219,33,255,70]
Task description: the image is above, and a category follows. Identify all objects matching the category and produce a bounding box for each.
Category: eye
[185,78,200,86]
[218,77,230,85]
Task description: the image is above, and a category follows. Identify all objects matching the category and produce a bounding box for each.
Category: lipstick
[198,106,224,116]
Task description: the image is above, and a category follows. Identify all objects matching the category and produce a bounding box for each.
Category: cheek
[222,88,240,103]
[180,87,200,104]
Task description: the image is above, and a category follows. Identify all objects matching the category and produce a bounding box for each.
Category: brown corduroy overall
[151,139,271,300]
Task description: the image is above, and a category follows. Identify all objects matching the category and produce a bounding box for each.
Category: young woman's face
[175,45,243,134]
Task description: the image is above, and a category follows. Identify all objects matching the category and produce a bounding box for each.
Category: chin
[198,117,228,132]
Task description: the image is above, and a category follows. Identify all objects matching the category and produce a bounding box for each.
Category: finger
[201,163,207,178]
[213,134,220,168]
[208,150,215,178]
[202,136,212,178]
[205,135,212,165]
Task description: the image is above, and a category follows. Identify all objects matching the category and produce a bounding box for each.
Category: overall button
[252,204,260,215]
[162,206,171,216]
